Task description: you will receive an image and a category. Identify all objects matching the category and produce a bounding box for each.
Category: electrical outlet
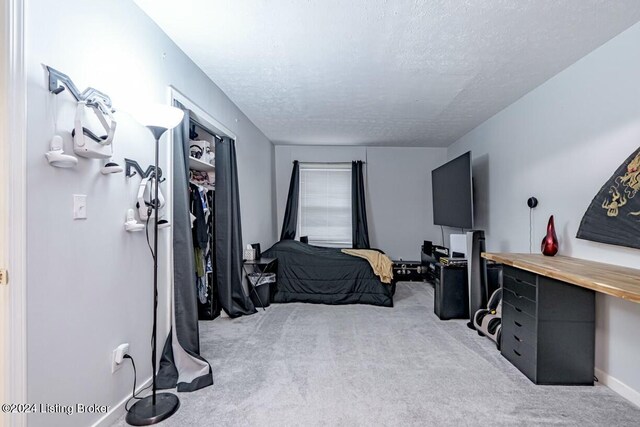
[111,343,130,373]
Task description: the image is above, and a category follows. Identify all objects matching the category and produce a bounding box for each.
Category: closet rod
[293,161,366,165]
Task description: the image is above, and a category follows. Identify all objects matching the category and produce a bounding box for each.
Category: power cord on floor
[124,354,153,413]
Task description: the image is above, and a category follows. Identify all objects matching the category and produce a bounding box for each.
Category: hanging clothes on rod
[190,183,210,306]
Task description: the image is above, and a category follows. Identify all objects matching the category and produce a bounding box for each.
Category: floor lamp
[127,104,184,426]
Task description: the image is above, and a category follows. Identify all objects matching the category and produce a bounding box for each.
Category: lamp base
[126,393,180,426]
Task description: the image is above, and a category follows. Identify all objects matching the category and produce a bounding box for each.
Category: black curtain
[215,136,256,317]
[280,160,299,240]
[352,160,370,249]
[157,101,213,392]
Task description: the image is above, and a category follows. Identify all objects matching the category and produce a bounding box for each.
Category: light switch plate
[73,194,87,219]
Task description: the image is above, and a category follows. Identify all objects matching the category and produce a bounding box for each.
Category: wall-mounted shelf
[189,156,215,172]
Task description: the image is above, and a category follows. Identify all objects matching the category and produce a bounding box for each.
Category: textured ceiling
[135,0,640,147]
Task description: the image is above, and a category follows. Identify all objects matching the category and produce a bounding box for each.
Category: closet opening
[187,117,219,320]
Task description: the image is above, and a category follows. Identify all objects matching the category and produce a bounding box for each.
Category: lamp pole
[152,132,160,406]
[126,120,182,426]
[150,127,165,407]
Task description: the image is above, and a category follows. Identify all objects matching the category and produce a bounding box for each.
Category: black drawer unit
[500,265,595,385]
[501,301,537,345]
[503,274,536,301]
[502,288,537,317]
[502,332,537,381]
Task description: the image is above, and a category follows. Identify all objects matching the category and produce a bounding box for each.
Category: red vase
[541,215,559,256]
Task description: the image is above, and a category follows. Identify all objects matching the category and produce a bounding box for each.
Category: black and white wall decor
[577,147,640,250]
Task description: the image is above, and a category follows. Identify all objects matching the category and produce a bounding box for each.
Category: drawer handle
[514,292,522,298]
[513,349,521,357]
[514,320,522,328]
[515,307,523,313]
[514,335,522,342]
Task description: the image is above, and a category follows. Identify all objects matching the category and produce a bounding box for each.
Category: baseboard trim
[91,376,152,427]
[595,368,640,408]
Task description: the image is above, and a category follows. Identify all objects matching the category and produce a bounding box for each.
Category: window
[298,163,352,247]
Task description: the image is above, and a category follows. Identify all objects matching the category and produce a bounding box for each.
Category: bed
[262,240,395,307]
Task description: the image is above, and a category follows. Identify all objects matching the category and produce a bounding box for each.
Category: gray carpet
[113,283,640,426]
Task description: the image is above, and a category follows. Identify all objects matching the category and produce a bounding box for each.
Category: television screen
[431,151,474,229]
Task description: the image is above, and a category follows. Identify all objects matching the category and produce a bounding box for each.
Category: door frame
[1,0,27,426]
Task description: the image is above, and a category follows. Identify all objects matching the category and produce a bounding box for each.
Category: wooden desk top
[482,253,640,304]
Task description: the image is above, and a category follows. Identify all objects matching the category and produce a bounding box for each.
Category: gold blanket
[341,249,394,284]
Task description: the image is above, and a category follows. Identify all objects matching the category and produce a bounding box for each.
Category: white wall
[367,147,448,259]
[275,145,447,259]
[448,21,640,404]
[25,1,275,426]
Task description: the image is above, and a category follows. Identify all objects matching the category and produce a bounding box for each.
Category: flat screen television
[431,151,474,229]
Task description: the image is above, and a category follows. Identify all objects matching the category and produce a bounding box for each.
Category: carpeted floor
[113,282,640,426]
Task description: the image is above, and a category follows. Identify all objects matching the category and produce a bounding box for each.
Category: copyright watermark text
[2,403,110,415]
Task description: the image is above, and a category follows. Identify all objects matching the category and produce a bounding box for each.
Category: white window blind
[298,163,352,247]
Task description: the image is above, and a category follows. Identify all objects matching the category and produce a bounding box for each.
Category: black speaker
[434,264,469,320]
[422,240,433,256]
[466,230,488,325]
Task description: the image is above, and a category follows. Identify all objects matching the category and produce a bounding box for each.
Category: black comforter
[262,240,394,307]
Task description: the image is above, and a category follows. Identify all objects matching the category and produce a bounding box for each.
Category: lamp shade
[131,104,184,131]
